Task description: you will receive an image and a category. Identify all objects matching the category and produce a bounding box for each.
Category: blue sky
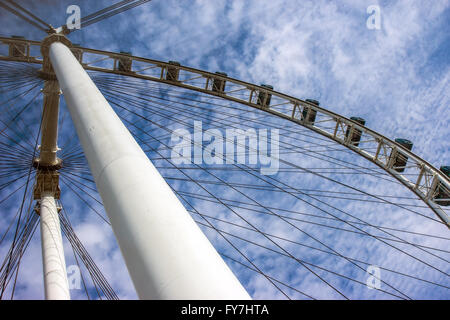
[0,0,449,300]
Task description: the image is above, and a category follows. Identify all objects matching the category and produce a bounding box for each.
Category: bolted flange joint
[32,157,63,171]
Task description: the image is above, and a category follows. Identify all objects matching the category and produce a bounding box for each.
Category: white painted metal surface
[49,41,250,300]
[40,191,70,300]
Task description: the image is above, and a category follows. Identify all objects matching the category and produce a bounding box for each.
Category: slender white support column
[40,191,70,300]
[49,41,250,300]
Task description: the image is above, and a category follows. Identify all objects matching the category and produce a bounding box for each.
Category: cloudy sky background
[0,0,449,300]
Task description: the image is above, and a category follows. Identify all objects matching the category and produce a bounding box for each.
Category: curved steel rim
[0,36,448,227]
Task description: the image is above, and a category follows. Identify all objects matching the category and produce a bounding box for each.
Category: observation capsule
[302,99,319,125]
[391,138,413,172]
[166,60,181,81]
[345,117,366,146]
[257,84,273,108]
[212,71,227,93]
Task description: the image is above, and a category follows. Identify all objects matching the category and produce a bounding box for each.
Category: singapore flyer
[0,0,448,309]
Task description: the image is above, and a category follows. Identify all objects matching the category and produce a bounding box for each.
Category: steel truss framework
[1,36,447,227]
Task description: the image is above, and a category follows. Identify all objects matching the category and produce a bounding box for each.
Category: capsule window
[434,166,450,206]
[257,84,273,108]
[301,99,319,125]
[212,72,227,93]
[391,138,413,172]
[116,51,132,72]
[345,117,366,146]
[166,61,180,81]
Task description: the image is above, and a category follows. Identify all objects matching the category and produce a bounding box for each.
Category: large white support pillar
[40,192,70,300]
[49,41,251,300]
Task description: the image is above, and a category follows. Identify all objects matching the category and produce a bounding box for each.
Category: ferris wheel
[0,0,448,300]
